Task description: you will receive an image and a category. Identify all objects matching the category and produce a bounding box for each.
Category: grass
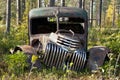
[1,69,119,80]
[0,26,120,80]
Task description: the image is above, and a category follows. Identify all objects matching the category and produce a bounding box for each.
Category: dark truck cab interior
[31,17,85,34]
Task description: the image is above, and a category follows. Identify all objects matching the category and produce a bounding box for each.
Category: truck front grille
[43,43,86,71]
[43,43,68,68]
[67,50,86,71]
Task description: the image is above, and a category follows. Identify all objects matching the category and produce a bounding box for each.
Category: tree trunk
[98,0,102,27]
[38,0,44,7]
[112,1,116,27]
[38,0,41,7]
[82,0,85,9]
[79,0,85,9]
[49,0,55,7]
[22,0,26,15]
[90,0,94,27]
[6,0,11,33]
[61,0,65,7]
[79,0,82,8]
[16,0,21,25]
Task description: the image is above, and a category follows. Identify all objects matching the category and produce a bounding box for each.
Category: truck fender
[87,46,111,71]
[10,45,37,55]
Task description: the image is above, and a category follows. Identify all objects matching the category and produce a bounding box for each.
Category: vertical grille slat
[80,51,85,69]
[81,52,86,69]
[75,53,79,71]
[53,45,59,67]
[47,43,53,66]
[79,51,83,69]
[44,44,51,64]
[76,54,81,71]
[56,47,62,68]
[50,44,56,66]
[71,53,76,70]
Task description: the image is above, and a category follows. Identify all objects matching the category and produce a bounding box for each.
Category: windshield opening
[30,17,85,34]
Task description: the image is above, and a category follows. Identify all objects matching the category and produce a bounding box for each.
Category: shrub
[0,22,28,54]
[88,27,120,76]
[4,51,29,75]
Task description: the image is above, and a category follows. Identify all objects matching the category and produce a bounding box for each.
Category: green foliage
[0,26,120,79]
[105,32,120,53]
[103,29,120,76]
[88,27,120,76]
[4,51,28,75]
[0,19,28,54]
[0,0,119,79]
[117,15,120,28]
[88,28,102,48]
[0,1,6,20]
[0,27,28,54]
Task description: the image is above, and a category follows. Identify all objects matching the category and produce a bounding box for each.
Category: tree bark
[90,0,94,27]
[38,0,41,7]
[98,0,102,27]
[112,1,116,27]
[38,0,44,7]
[79,0,82,8]
[6,0,11,33]
[16,0,21,25]
[49,0,55,7]
[82,0,85,9]
[22,0,26,14]
[61,0,65,7]
[79,0,85,9]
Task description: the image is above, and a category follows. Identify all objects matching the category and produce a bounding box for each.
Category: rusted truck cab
[28,7,88,71]
[29,7,88,51]
[13,7,110,71]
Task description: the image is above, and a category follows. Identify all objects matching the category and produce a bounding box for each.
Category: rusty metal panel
[87,46,110,71]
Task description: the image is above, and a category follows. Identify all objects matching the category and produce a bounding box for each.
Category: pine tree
[6,0,11,33]
[16,0,21,25]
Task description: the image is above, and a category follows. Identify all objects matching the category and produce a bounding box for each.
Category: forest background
[0,0,120,80]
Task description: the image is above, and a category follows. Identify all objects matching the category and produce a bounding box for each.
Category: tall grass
[0,25,120,79]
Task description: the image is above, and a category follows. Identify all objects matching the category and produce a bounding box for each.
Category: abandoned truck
[12,7,110,71]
